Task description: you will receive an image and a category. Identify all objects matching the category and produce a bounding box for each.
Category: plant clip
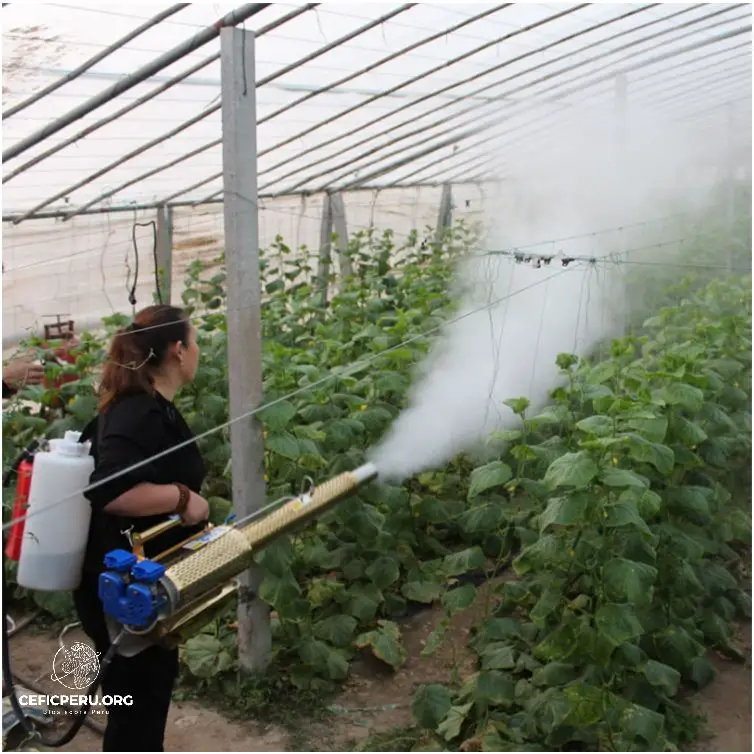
[561,257,575,267]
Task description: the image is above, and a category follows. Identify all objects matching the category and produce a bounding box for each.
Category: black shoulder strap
[80,416,97,444]
[79,414,103,464]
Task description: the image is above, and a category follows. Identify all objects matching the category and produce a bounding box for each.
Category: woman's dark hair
[99,305,190,410]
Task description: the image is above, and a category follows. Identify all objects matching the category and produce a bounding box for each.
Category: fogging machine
[99,463,378,643]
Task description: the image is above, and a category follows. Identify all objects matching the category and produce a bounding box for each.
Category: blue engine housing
[99,549,168,629]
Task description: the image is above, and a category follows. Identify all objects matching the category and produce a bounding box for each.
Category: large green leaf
[575,415,614,436]
[673,416,708,446]
[643,660,681,697]
[625,415,668,443]
[312,615,358,648]
[531,662,581,687]
[354,620,407,669]
[402,580,443,604]
[417,496,455,524]
[460,503,506,533]
[68,393,98,421]
[667,486,711,520]
[514,535,570,576]
[604,501,652,535]
[543,452,598,490]
[254,536,292,578]
[533,622,580,662]
[412,684,452,730]
[258,570,301,609]
[620,703,665,748]
[366,555,400,589]
[480,643,518,670]
[619,487,662,519]
[530,587,561,627]
[437,703,474,741]
[441,583,477,616]
[623,435,675,474]
[443,546,485,576]
[474,671,516,706]
[474,618,524,644]
[689,656,716,688]
[345,586,381,622]
[266,432,300,460]
[656,382,704,412]
[538,495,588,532]
[600,468,648,488]
[595,603,644,647]
[257,400,297,431]
[468,461,513,499]
[298,637,350,680]
[183,634,234,679]
[563,684,605,727]
[602,558,657,605]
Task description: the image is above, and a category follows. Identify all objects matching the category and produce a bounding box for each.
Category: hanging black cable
[129,220,159,306]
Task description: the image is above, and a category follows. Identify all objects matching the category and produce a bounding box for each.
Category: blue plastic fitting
[99,549,164,628]
[103,549,138,573]
[131,559,166,584]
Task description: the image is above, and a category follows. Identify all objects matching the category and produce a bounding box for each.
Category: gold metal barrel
[163,528,251,606]
[161,463,378,614]
[239,464,374,549]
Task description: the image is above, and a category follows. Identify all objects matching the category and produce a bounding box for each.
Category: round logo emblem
[51,641,100,690]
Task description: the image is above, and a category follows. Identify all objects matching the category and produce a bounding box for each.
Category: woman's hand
[180,491,210,525]
[3,358,44,389]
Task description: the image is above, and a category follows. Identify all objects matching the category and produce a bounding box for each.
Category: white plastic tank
[17,431,94,591]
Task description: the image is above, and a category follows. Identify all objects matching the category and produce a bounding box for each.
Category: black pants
[73,572,179,752]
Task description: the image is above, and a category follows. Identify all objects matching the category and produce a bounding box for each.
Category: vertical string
[482,254,515,435]
[529,270,549,396]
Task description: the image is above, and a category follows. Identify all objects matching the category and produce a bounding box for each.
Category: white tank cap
[53,430,90,457]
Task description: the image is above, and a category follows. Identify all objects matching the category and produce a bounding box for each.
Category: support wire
[2,4,191,120]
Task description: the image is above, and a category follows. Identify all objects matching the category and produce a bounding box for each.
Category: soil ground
[4,586,751,753]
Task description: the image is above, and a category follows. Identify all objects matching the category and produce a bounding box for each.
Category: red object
[5,460,33,561]
[42,338,80,392]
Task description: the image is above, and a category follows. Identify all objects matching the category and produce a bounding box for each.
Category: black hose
[7,610,41,638]
[9,671,105,736]
[1,548,122,747]
[1,438,117,747]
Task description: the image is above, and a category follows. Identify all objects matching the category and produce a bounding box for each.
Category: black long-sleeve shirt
[80,390,207,574]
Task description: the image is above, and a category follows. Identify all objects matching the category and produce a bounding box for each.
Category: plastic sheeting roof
[1,2,752,221]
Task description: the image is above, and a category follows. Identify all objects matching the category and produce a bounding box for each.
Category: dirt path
[5,598,751,752]
[688,621,752,753]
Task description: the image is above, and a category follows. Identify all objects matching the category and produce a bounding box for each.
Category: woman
[74,304,210,752]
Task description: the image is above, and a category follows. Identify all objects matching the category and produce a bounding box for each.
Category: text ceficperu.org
[18,694,134,707]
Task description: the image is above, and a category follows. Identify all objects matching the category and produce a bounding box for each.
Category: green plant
[3,209,750,752]
[3,219,498,683]
[410,273,751,751]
